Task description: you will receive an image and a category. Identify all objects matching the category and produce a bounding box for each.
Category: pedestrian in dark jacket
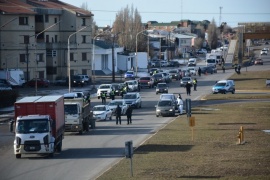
[185,82,192,96]
[198,67,201,76]
[115,105,122,125]
[126,105,133,124]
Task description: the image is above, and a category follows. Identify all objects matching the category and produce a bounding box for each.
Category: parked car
[159,93,178,110]
[123,92,142,109]
[108,99,128,115]
[155,99,175,117]
[138,76,154,88]
[188,58,197,66]
[212,80,235,94]
[124,70,135,80]
[200,66,215,74]
[168,60,180,67]
[27,78,50,87]
[260,49,268,55]
[0,83,12,91]
[77,74,90,84]
[152,73,165,86]
[168,69,180,80]
[156,83,168,94]
[180,77,193,87]
[92,105,113,121]
[71,75,85,87]
[254,58,263,65]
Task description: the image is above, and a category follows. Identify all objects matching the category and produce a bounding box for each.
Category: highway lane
[0,50,269,180]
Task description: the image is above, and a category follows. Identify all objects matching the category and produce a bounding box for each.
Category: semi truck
[64,92,95,134]
[10,95,65,158]
[0,69,25,87]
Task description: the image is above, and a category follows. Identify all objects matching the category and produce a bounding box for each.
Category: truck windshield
[16,119,49,133]
[64,104,78,114]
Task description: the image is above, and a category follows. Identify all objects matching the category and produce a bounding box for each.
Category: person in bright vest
[101,91,106,104]
[193,78,197,91]
[110,89,115,100]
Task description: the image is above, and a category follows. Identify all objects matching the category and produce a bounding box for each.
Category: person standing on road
[222,64,225,73]
[101,92,106,104]
[177,95,184,115]
[126,105,133,125]
[198,67,201,76]
[193,78,197,91]
[115,105,122,125]
[185,82,192,96]
[110,89,115,100]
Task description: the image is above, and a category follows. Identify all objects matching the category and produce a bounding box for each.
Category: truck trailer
[11,95,65,158]
[64,92,95,134]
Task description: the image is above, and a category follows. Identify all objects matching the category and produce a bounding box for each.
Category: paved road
[0,46,269,180]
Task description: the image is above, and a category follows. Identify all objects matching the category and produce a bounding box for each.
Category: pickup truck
[97,84,113,99]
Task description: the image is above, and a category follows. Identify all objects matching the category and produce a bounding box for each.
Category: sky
[62,0,270,28]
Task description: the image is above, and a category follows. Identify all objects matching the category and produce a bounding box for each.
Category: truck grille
[24,140,41,151]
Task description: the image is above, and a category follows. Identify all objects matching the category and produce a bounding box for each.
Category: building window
[19,17,28,25]
[46,35,49,43]
[19,54,26,62]
[54,18,57,23]
[35,15,43,23]
[37,54,44,62]
[82,35,86,43]
[82,53,87,61]
[82,18,86,26]
[45,15,49,23]
[70,53,74,61]
[82,69,87,75]
[24,36,30,44]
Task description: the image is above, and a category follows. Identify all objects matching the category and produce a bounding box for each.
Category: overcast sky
[62,0,270,28]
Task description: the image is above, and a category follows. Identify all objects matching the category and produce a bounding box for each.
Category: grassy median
[97,70,270,180]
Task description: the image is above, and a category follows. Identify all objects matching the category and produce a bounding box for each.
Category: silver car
[155,99,175,117]
[108,99,128,115]
[123,92,142,109]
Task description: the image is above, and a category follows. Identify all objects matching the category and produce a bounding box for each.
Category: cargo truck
[64,92,95,134]
[10,95,65,158]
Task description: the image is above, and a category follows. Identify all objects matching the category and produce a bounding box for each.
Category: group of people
[115,105,133,125]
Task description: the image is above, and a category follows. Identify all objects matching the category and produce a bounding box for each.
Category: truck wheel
[57,139,62,152]
[16,154,21,159]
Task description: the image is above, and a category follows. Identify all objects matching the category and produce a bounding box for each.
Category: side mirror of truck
[9,120,14,132]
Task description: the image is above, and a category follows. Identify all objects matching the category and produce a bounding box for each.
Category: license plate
[30,146,35,150]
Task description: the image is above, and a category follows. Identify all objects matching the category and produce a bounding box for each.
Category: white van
[0,69,25,87]
[206,59,216,67]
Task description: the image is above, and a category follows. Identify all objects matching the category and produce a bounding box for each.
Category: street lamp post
[35,21,61,96]
[68,26,90,93]
[135,30,146,77]
[111,32,121,83]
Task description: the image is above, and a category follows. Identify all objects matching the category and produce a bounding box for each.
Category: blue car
[124,71,135,80]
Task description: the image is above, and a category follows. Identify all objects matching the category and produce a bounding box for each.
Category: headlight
[157,109,161,112]
[169,109,173,111]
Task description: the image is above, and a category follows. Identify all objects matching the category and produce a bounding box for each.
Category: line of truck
[10,92,96,158]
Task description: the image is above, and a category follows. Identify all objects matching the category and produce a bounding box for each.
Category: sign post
[189,116,195,141]
[125,141,133,177]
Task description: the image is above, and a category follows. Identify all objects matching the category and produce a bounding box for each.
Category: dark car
[200,66,215,74]
[152,73,165,86]
[156,83,168,94]
[27,78,50,87]
[111,83,122,96]
[149,68,159,76]
[168,69,180,80]
[71,75,85,87]
[168,60,180,67]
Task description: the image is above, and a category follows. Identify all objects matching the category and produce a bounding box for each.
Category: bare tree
[207,19,218,49]
[112,5,146,52]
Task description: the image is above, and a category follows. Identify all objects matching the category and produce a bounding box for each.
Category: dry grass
[97,70,270,180]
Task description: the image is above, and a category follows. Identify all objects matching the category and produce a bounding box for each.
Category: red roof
[0,0,93,16]
[0,0,36,14]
